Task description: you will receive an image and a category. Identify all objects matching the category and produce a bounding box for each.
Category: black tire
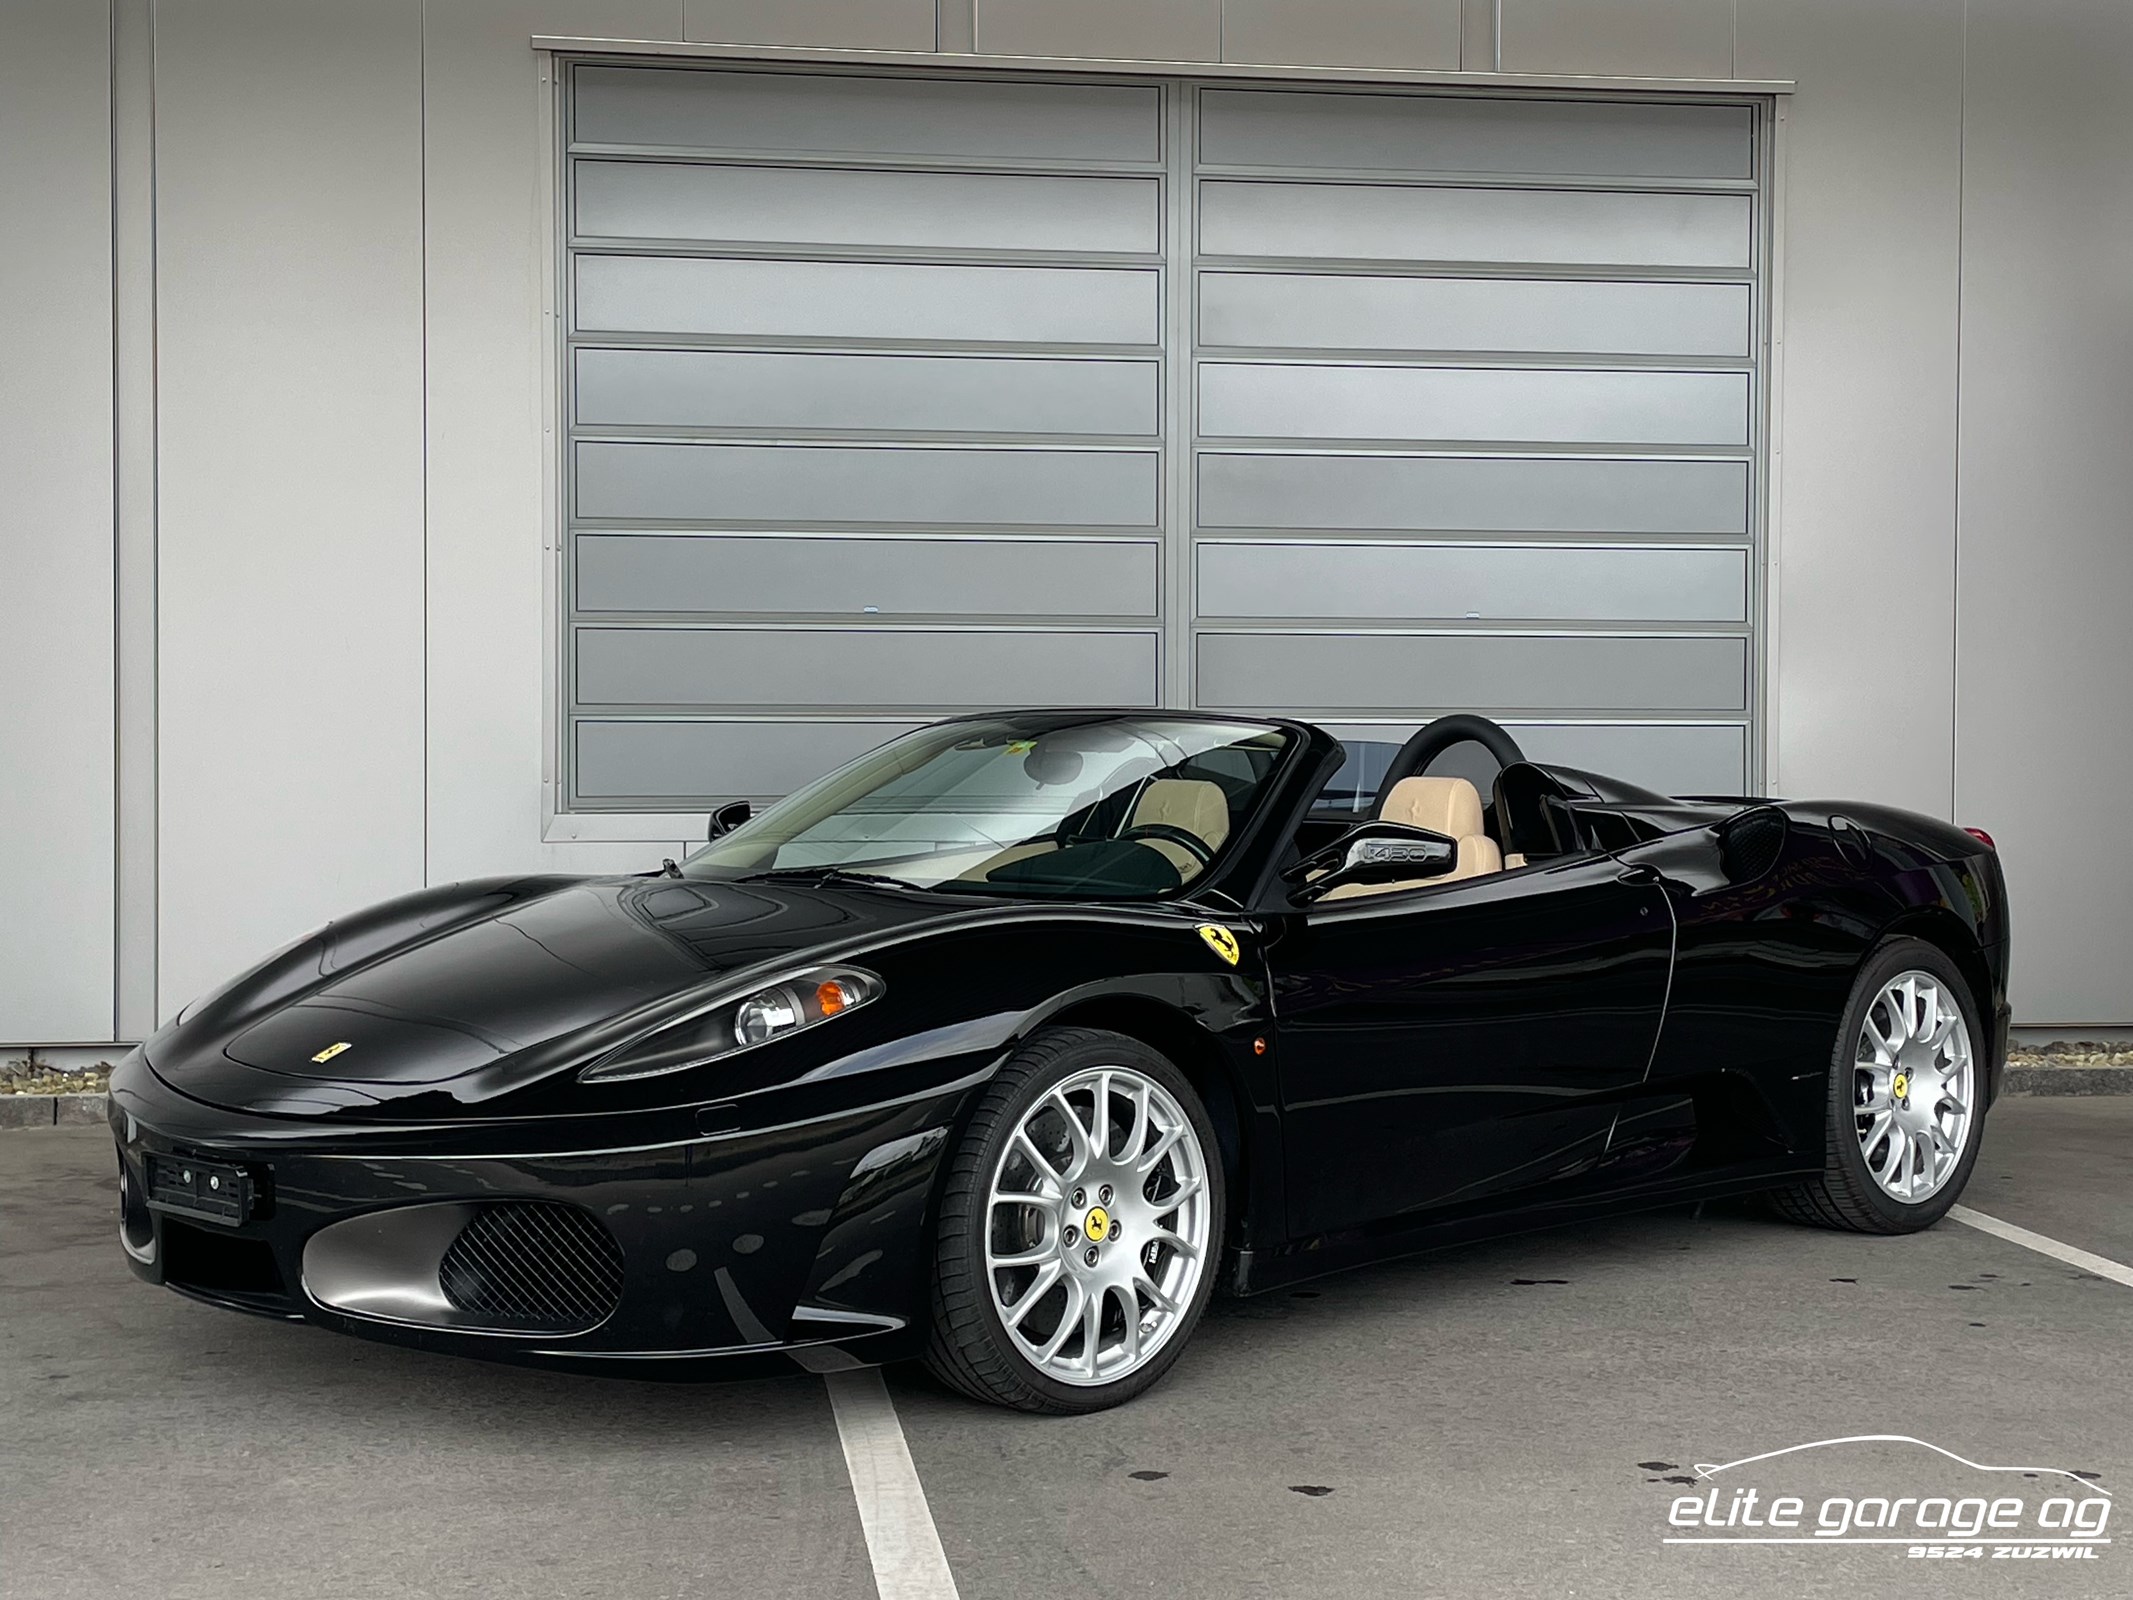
[924,1026,1225,1414]
[1767,937,1987,1234]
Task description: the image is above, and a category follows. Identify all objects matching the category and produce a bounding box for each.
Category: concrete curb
[0,1094,109,1129]
[2003,1064,2133,1096]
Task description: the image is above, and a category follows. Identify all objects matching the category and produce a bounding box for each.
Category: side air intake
[1718,806,1788,885]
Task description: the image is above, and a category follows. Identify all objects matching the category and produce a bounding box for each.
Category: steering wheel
[1117,822,1215,867]
[1371,714,1528,813]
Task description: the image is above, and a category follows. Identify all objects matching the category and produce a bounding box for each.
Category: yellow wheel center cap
[1892,1071,1910,1100]
[1084,1206,1111,1243]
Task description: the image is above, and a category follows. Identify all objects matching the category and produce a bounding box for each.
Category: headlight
[579,965,882,1083]
[734,987,802,1044]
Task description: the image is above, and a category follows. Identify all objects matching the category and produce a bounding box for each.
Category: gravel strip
[0,1065,112,1096]
[2007,1042,2133,1068]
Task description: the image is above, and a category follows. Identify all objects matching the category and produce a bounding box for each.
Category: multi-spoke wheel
[1769,938,1989,1234]
[926,1027,1224,1412]
[1852,970,1975,1203]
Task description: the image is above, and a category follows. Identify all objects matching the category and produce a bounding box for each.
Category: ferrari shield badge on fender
[1196,924,1241,966]
[310,1041,352,1065]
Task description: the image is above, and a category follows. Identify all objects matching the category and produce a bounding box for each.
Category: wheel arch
[1870,908,2001,1098]
[1034,994,1254,1256]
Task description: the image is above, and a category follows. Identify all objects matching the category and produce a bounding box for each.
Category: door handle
[1616,861,1660,885]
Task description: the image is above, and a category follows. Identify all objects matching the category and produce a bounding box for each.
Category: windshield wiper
[738,866,916,890]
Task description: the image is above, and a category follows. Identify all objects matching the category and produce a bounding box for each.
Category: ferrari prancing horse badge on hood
[1196,924,1241,966]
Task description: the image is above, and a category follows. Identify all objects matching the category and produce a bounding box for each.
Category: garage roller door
[560,65,1767,810]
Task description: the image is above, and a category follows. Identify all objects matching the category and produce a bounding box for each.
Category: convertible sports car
[111,710,2010,1412]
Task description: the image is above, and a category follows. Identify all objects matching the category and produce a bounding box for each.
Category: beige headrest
[1132,778,1231,849]
[1461,835,1504,876]
[1379,775,1486,839]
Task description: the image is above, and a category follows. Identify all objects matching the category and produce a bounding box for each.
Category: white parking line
[1950,1205,2133,1289]
[825,1367,962,1600]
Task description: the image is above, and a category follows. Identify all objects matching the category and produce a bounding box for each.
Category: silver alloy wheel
[1853,970,1975,1202]
[984,1065,1212,1387]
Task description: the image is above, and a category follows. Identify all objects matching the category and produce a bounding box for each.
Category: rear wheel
[925,1027,1223,1413]
[1769,937,1986,1233]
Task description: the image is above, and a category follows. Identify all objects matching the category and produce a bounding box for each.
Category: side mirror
[1292,822,1458,900]
[707,800,752,841]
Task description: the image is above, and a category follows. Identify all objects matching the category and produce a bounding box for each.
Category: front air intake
[437,1202,625,1332]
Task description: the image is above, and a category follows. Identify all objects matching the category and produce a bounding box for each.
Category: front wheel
[925,1027,1224,1413]
[1769,937,1987,1233]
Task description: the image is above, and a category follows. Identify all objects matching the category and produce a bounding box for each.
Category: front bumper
[108,1050,978,1372]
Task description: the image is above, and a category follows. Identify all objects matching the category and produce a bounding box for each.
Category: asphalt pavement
[3,1097,2127,1600]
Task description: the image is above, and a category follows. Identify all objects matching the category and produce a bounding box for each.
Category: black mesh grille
[1720,806,1788,883]
[437,1202,625,1332]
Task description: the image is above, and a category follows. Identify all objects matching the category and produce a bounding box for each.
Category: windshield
[684,715,1295,898]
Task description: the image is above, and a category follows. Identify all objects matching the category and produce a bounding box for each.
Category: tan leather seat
[1128,778,1231,877]
[959,840,1056,880]
[1322,775,1502,900]
[963,777,1232,884]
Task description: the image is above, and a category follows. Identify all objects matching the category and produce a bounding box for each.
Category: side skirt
[1224,1159,1817,1296]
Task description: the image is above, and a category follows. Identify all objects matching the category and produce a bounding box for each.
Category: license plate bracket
[146,1153,254,1226]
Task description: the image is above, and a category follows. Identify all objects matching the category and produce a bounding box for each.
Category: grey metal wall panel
[1319,720,1748,795]
[1185,78,1765,811]
[576,349,1160,435]
[1218,2,1461,71]
[577,718,924,800]
[1499,0,1736,79]
[156,0,429,1016]
[558,66,1769,816]
[1735,2,1959,827]
[1197,540,1748,623]
[577,441,1161,526]
[1198,453,1750,534]
[578,627,1161,708]
[1199,363,1749,446]
[1198,271,1752,357]
[0,0,115,1039]
[575,66,1161,161]
[679,0,935,52]
[1197,632,1747,712]
[1200,88,1753,179]
[1950,0,2133,1021]
[975,0,1221,62]
[112,0,158,1038]
[575,160,1162,254]
[421,0,681,894]
[1200,180,1753,269]
[578,533,1161,617]
[563,64,1188,812]
[1512,721,1746,793]
[157,0,428,1015]
[575,255,1161,344]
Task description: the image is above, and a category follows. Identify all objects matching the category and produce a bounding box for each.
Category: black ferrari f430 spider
[112,710,2009,1411]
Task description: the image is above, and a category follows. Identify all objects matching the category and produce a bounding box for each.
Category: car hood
[151,874,958,1118]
